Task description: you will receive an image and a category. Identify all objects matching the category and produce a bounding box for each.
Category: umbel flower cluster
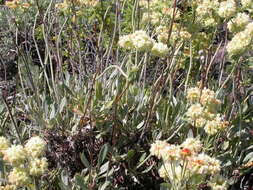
[118,30,169,57]
[186,87,229,135]
[150,138,228,189]
[0,136,48,189]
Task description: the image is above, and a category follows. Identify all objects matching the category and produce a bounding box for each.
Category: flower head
[3,145,27,166]
[29,157,48,176]
[8,167,30,187]
[25,136,46,158]
[150,140,169,159]
[0,137,10,156]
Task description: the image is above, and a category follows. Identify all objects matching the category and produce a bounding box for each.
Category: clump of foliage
[0,0,253,189]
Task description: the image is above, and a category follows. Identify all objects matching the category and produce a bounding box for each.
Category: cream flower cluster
[150,138,222,186]
[151,42,169,57]
[142,12,162,25]
[186,87,229,135]
[227,13,250,33]
[218,0,237,18]
[0,136,48,188]
[195,0,219,27]
[227,22,253,56]
[118,30,154,51]
[208,175,229,190]
[196,0,219,17]
[56,0,98,9]
[0,137,10,156]
[241,0,253,9]
[119,30,169,57]
[155,25,191,44]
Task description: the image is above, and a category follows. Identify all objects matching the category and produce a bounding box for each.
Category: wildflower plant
[0,0,253,189]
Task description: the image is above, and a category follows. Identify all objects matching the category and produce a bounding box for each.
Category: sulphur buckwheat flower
[241,0,253,9]
[150,140,169,159]
[226,30,251,56]
[118,35,134,50]
[158,162,186,182]
[204,114,228,135]
[156,26,169,43]
[161,144,181,161]
[208,175,229,190]
[29,157,48,176]
[218,0,237,18]
[118,30,154,52]
[25,136,46,158]
[190,153,221,175]
[245,22,253,36]
[0,185,16,190]
[151,42,169,57]
[200,88,216,106]
[196,0,219,17]
[227,13,250,33]
[186,87,201,102]
[142,12,162,25]
[0,137,10,156]
[8,167,30,187]
[3,145,27,166]
[186,104,204,120]
[132,30,154,51]
[181,138,202,154]
[5,0,19,8]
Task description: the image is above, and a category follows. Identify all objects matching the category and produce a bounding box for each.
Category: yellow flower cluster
[186,87,229,135]
[150,138,222,184]
[5,0,30,9]
[0,136,48,188]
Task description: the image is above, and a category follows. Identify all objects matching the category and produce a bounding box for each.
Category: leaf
[243,152,253,163]
[142,162,154,173]
[136,121,145,129]
[160,183,171,190]
[187,129,194,138]
[59,97,67,113]
[49,104,56,120]
[139,153,147,163]
[80,153,90,168]
[95,81,103,100]
[99,181,110,190]
[98,143,110,166]
[61,83,74,97]
[61,170,69,186]
[74,175,88,190]
[126,149,135,160]
[99,161,110,175]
